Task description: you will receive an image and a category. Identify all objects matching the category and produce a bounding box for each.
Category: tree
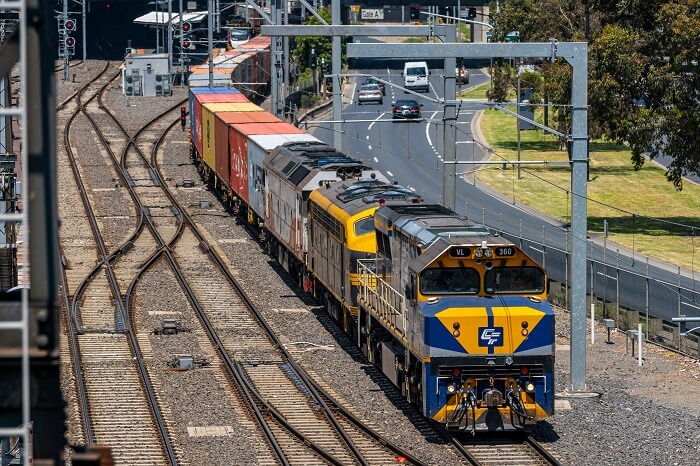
[489,0,700,188]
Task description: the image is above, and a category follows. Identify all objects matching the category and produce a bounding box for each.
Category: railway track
[444,431,563,466]
[59,58,564,465]
[58,58,180,464]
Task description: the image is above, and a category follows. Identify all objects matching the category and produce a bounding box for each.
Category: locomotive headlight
[521,328,529,336]
[474,249,483,258]
[483,248,493,258]
[505,356,513,365]
[525,381,536,392]
[446,384,456,394]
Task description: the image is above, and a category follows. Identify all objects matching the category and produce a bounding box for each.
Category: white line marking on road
[368,111,385,131]
[373,157,379,163]
[456,140,474,144]
[349,82,356,104]
[425,111,440,155]
[387,170,394,177]
[429,80,439,100]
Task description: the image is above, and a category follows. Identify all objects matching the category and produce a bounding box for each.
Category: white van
[402,61,430,93]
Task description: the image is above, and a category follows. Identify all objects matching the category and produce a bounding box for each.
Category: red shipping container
[228,122,305,203]
[193,93,250,157]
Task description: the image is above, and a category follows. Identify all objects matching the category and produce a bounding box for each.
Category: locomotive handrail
[357,260,407,337]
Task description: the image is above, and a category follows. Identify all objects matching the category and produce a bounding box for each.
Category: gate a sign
[361,8,384,20]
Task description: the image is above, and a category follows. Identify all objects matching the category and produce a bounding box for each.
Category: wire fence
[468,204,700,358]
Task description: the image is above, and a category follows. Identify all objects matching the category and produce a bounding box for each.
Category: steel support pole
[81,0,86,67]
[270,0,281,117]
[442,25,456,211]
[283,0,289,88]
[179,0,183,82]
[331,0,341,150]
[568,43,589,391]
[207,0,213,88]
[168,0,173,71]
[62,0,68,81]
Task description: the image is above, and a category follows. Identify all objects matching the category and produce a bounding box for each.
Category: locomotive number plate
[495,246,516,257]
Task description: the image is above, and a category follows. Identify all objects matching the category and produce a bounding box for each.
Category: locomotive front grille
[438,364,545,378]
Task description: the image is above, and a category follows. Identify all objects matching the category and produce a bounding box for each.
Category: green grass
[476,107,700,271]
[458,82,517,101]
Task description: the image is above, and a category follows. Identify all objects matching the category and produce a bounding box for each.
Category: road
[310,41,700,326]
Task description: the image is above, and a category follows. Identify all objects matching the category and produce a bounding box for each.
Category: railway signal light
[410,5,420,21]
[64,19,76,32]
[182,38,192,49]
[180,106,186,131]
[309,48,317,69]
[64,36,75,48]
[182,21,192,34]
[467,7,477,20]
[321,59,330,74]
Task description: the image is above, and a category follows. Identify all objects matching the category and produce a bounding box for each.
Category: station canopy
[133,10,207,26]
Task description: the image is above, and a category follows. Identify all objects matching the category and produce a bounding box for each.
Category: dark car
[392,99,423,120]
[363,77,386,95]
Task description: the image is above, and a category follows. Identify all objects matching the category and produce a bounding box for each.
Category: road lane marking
[425,111,440,156]
[367,111,385,132]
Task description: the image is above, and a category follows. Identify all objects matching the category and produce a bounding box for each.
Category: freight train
[188,85,555,432]
[187,35,271,96]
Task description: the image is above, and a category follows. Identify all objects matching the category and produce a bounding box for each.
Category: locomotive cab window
[354,216,374,236]
[484,267,544,294]
[419,267,480,295]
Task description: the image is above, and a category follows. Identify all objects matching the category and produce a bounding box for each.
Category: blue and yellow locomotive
[356,204,554,432]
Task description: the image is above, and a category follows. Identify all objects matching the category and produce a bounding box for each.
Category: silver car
[357,84,383,105]
[456,66,470,84]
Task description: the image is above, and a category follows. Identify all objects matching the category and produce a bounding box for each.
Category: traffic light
[467,7,477,19]
[410,5,420,21]
[309,49,317,69]
[64,19,76,32]
[180,106,186,131]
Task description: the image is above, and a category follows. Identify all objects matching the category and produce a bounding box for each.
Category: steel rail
[62,61,178,464]
[58,55,111,445]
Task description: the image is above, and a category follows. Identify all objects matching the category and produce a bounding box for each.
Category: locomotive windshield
[420,267,480,295]
[484,267,545,294]
[354,216,374,235]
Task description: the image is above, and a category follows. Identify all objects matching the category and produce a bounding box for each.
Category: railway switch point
[602,319,615,344]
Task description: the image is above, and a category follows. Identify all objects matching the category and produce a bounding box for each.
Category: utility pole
[331,0,341,150]
[442,25,457,211]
